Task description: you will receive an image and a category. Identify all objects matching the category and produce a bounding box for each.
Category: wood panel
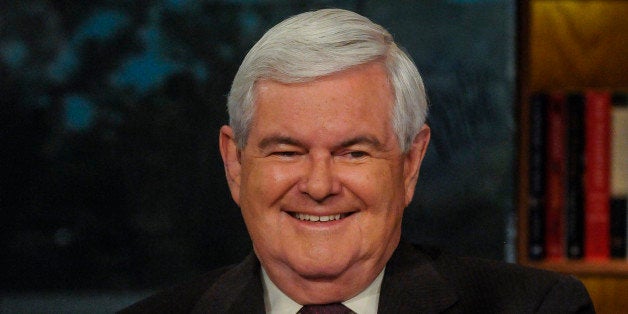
[579,276,628,314]
[529,1,628,91]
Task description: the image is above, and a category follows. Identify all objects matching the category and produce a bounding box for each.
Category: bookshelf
[516,1,628,312]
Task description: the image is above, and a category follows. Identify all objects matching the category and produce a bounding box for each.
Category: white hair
[227,8,428,152]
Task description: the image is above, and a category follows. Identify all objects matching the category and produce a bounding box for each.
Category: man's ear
[219,125,242,206]
[403,124,431,207]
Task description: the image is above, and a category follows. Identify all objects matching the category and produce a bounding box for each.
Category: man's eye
[272,151,299,157]
[347,151,368,159]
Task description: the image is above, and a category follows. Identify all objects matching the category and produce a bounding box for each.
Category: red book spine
[584,90,612,260]
[545,92,567,260]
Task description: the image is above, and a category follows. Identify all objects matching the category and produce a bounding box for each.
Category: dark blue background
[1,0,515,298]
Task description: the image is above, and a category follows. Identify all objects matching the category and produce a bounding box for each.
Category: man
[121,9,593,313]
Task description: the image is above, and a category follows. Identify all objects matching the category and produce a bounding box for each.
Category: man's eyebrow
[339,136,385,150]
[257,135,385,150]
[258,135,304,150]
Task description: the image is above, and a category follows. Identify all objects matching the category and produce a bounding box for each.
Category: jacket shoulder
[423,245,594,313]
[117,265,234,314]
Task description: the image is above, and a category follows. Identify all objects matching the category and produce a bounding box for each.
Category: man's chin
[288,258,354,281]
[296,268,345,281]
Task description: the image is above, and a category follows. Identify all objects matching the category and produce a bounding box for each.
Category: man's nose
[298,154,341,201]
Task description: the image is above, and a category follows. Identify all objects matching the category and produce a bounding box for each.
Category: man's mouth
[289,212,352,222]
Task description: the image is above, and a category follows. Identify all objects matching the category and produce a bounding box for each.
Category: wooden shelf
[516,2,628,311]
[516,0,628,275]
[520,260,628,277]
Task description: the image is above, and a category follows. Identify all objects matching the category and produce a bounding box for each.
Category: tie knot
[298,303,354,314]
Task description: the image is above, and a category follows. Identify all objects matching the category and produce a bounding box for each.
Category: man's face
[220,62,430,303]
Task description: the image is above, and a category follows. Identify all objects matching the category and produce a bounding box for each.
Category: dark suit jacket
[119,242,594,313]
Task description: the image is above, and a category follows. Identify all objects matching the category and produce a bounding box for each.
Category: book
[610,92,628,258]
[528,92,547,260]
[545,91,567,260]
[611,198,627,258]
[565,93,585,259]
[583,90,612,260]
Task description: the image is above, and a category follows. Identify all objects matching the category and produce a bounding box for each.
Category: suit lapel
[378,243,458,313]
[191,253,265,314]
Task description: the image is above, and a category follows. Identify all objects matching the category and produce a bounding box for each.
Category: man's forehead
[244,62,397,147]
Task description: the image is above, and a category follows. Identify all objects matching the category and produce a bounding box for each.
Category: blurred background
[1,0,515,312]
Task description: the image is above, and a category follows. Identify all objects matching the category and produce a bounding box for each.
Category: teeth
[294,213,346,222]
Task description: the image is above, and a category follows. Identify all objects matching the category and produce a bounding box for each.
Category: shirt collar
[262,267,384,314]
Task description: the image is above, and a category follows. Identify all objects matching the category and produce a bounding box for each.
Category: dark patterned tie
[297,303,355,314]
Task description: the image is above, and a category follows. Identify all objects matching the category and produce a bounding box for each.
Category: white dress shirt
[262,267,384,314]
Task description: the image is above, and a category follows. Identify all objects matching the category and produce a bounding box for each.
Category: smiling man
[121,9,593,314]
[221,60,428,308]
